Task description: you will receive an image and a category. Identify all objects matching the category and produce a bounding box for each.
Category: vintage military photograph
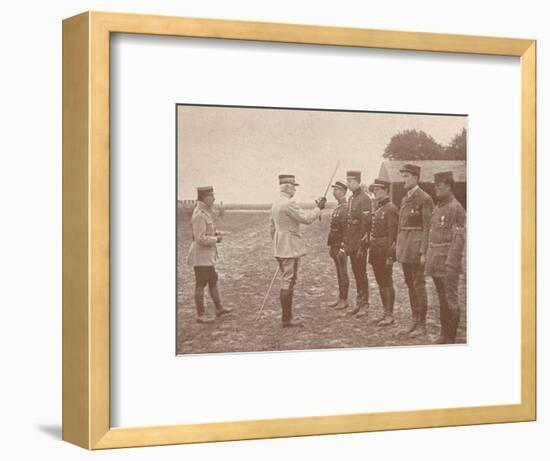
[176,104,467,355]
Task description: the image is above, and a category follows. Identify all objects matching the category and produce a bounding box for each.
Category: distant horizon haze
[177,105,467,204]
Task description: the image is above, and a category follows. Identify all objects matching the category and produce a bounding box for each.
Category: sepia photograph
[176,104,467,355]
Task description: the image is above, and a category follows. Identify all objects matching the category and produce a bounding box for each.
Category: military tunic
[396,186,434,325]
[369,196,399,319]
[327,199,348,248]
[425,195,466,277]
[327,198,349,301]
[344,188,372,305]
[396,186,434,264]
[344,189,372,253]
[368,197,399,265]
[270,191,320,290]
[187,201,219,267]
[187,201,222,318]
[425,194,466,343]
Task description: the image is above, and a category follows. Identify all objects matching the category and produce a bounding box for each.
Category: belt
[429,242,451,248]
[400,226,422,230]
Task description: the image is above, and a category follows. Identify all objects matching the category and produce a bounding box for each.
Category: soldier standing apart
[425,172,466,344]
[396,164,434,337]
[187,186,232,323]
[327,181,349,310]
[344,171,372,317]
[368,179,399,326]
[270,175,327,328]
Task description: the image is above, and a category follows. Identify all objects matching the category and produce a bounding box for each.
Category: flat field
[176,208,467,354]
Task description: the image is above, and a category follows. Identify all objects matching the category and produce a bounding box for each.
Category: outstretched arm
[286,200,321,224]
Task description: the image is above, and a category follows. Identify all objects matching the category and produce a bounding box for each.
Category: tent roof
[378,160,466,183]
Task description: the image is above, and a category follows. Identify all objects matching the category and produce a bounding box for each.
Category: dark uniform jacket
[327,199,348,248]
[344,189,372,253]
[368,197,399,263]
[396,186,434,264]
[425,194,466,277]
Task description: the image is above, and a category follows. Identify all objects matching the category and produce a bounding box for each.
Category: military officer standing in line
[368,179,399,326]
[396,164,434,337]
[327,180,349,310]
[187,186,232,323]
[344,171,372,317]
[270,175,327,328]
[425,172,466,344]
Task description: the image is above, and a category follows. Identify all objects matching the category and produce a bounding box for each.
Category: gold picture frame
[62,11,536,449]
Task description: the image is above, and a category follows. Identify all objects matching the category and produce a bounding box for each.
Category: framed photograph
[62,11,536,449]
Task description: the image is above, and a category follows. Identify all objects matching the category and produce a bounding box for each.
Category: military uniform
[270,175,323,327]
[187,186,231,321]
[327,181,349,307]
[344,171,372,313]
[368,179,399,325]
[396,164,434,335]
[425,172,466,343]
[187,202,218,268]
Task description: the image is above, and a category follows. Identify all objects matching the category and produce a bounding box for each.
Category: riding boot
[446,309,460,344]
[281,288,302,328]
[377,288,395,326]
[373,287,388,324]
[404,285,418,333]
[409,318,427,338]
[348,296,363,316]
[195,287,212,323]
[209,285,232,317]
[334,298,349,310]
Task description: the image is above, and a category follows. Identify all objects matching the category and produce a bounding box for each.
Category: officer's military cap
[197,186,214,200]
[368,178,391,192]
[346,170,362,182]
[278,174,300,186]
[331,180,348,192]
[433,171,454,185]
[399,163,421,177]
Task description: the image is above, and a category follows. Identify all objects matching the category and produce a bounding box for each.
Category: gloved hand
[315,197,327,210]
[215,231,223,243]
[338,243,346,257]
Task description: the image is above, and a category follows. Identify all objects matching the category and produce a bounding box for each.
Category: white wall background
[0,0,546,459]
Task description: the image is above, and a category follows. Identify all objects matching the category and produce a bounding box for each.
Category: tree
[383,129,444,160]
[443,127,467,160]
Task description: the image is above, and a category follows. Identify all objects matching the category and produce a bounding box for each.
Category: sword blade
[322,161,340,198]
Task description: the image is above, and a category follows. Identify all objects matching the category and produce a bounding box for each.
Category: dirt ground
[176,209,467,354]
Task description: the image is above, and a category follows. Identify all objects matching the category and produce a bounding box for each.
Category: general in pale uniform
[368,179,399,326]
[396,164,434,337]
[425,171,466,344]
[270,175,326,328]
[327,180,349,310]
[344,170,372,317]
[187,186,232,323]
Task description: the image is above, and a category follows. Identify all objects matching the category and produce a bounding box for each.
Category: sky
[177,105,467,204]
